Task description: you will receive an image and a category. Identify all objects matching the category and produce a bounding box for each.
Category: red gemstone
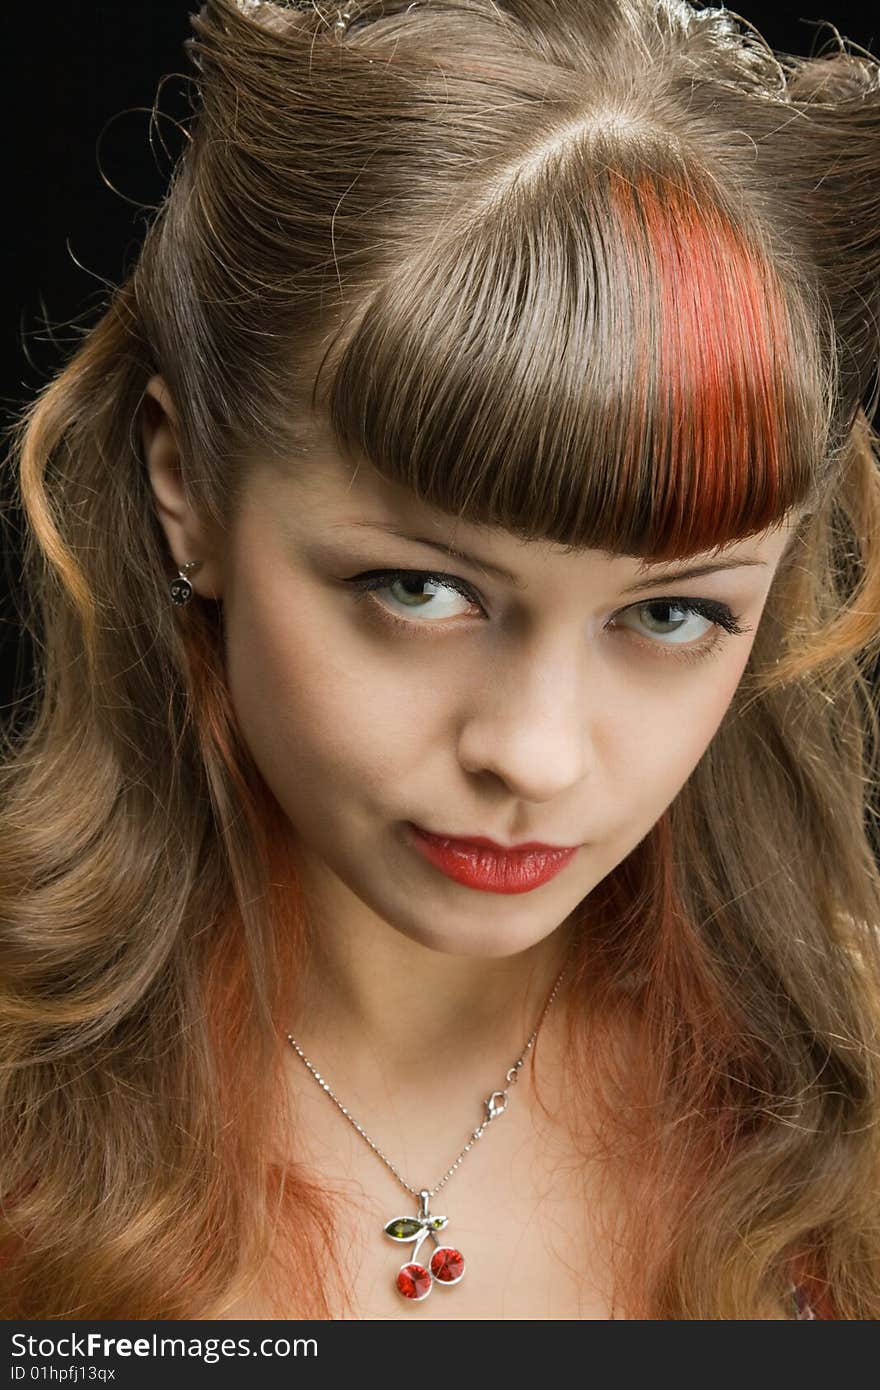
[397,1262,432,1300]
[430,1246,465,1283]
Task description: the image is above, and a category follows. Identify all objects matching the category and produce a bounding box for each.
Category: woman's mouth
[404,823,579,894]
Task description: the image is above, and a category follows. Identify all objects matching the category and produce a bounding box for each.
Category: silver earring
[169,560,203,607]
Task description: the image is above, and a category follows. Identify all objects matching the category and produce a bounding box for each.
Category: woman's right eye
[343,568,483,624]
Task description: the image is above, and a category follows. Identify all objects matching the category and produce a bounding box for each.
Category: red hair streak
[608,168,791,554]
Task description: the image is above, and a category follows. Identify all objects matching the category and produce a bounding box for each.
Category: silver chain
[285,962,569,1200]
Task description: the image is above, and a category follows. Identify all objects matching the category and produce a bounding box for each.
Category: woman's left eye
[342,567,751,663]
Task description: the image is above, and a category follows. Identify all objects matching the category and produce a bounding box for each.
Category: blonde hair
[2,0,880,1318]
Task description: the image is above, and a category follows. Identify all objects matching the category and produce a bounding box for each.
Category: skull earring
[168,560,203,606]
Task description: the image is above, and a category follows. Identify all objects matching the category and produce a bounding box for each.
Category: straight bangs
[306,131,835,561]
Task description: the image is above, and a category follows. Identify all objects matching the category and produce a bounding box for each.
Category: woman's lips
[405,823,579,894]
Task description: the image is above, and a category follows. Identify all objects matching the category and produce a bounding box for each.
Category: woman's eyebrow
[332,521,526,585]
[623,558,767,592]
[334,521,767,591]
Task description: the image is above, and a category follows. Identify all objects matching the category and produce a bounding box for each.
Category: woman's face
[214,446,802,960]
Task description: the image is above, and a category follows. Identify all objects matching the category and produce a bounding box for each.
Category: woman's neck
[285,839,574,1099]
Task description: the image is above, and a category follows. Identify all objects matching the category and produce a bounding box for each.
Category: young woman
[2,0,879,1320]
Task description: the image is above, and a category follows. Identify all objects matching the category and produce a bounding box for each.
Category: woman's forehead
[259,444,806,573]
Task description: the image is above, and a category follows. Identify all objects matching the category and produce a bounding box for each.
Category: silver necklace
[285,962,569,1303]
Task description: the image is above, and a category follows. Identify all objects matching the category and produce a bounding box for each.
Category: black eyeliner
[342,567,749,632]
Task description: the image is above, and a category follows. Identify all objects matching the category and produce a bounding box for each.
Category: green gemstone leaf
[384,1217,423,1241]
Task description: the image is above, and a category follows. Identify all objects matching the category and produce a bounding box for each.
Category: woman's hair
[2,0,880,1319]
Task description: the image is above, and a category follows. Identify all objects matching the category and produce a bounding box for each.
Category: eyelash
[343,567,752,665]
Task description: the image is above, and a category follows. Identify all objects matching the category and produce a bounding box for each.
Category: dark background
[1,3,878,716]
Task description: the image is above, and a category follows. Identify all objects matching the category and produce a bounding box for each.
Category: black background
[1,3,878,713]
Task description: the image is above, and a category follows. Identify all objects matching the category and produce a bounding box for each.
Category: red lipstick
[406,824,578,894]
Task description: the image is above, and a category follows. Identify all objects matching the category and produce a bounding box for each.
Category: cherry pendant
[384,1189,466,1301]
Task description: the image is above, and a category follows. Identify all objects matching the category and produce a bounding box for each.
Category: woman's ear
[142,375,223,600]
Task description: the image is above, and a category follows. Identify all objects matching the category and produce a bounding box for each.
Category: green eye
[346,568,483,623]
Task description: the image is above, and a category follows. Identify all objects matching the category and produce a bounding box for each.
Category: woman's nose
[455,645,593,802]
